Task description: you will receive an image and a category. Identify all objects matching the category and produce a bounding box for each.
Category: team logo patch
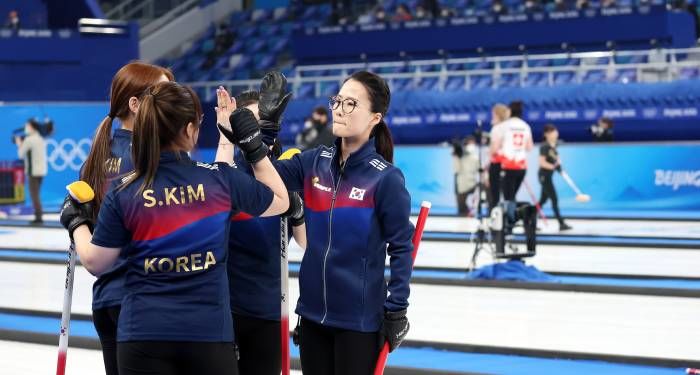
[369,159,387,171]
[312,176,331,192]
[349,187,366,201]
[320,151,333,158]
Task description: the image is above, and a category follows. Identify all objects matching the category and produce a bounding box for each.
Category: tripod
[467,121,495,271]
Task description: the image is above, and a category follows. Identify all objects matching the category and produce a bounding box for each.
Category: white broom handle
[56,242,76,375]
[560,171,584,196]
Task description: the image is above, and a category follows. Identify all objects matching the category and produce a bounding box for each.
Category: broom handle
[373,201,431,375]
[560,170,584,196]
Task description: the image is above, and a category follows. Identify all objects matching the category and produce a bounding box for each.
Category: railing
[185,47,700,101]
[104,0,195,25]
[139,0,201,37]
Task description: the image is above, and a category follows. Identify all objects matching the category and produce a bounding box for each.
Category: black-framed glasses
[329,95,359,114]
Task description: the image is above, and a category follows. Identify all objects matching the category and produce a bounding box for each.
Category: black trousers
[118,341,238,375]
[299,318,381,375]
[488,163,502,209]
[28,176,43,221]
[233,313,281,375]
[456,185,477,215]
[539,170,564,224]
[93,306,121,375]
[502,169,526,201]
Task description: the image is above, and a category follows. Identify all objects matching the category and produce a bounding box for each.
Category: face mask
[466,144,477,154]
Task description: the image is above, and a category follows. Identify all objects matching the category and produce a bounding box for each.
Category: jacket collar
[332,137,378,168]
[159,150,191,163]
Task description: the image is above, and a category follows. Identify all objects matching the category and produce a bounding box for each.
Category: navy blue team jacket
[227,151,287,321]
[91,128,134,310]
[275,138,414,332]
[91,152,273,342]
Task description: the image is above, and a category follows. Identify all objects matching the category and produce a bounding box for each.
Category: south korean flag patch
[349,187,366,201]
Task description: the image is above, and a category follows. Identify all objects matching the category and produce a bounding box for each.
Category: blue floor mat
[0,312,686,374]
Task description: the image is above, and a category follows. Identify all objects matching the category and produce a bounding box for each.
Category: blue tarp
[468,260,559,282]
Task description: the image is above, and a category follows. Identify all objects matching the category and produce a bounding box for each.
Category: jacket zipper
[321,157,346,324]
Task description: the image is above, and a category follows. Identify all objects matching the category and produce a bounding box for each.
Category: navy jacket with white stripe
[275,138,414,332]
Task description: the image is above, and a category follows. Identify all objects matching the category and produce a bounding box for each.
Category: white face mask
[465,144,477,154]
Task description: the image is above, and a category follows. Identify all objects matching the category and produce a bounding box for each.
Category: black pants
[488,163,502,209]
[539,170,564,224]
[502,169,526,201]
[299,318,381,375]
[93,306,121,375]
[118,341,238,375]
[28,176,43,221]
[233,313,280,375]
[456,185,477,215]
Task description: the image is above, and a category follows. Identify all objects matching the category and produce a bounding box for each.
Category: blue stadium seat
[524,73,548,87]
[445,76,466,91]
[583,70,607,83]
[297,83,316,98]
[679,67,699,80]
[499,73,521,88]
[613,69,637,83]
[418,77,440,91]
[553,71,576,85]
[471,75,493,89]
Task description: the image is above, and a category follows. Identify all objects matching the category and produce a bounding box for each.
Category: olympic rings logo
[46,138,92,172]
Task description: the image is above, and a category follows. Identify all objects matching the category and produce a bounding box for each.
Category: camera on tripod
[489,201,537,259]
[11,117,54,144]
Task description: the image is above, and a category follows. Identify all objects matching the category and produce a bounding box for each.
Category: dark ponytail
[81,61,174,219]
[80,115,114,218]
[370,120,393,163]
[345,71,394,163]
[124,81,202,194]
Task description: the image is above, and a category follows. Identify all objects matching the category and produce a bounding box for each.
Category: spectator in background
[214,23,235,54]
[491,0,509,15]
[523,0,544,13]
[393,4,413,22]
[374,6,388,22]
[576,0,591,10]
[590,117,614,142]
[601,0,617,8]
[4,10,19,32]
[415,5,431,19]
[296,106,335,149]
[452,136,480,216]
[422,0,441,18]
[553,0,572,12]
[15,118,51,224]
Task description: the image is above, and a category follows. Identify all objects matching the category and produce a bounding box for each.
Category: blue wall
[1,103,698,219]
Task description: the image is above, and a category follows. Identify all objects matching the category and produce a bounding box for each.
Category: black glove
[379,309,409,353]
[283,192,304,227]
[258,71,292,144]
[220,107,269,164]
[555,164,562,173]
[60,194,94,240]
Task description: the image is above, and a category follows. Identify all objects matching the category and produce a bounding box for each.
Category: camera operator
[14,118,52,224]
[498,101,533,220]
[296,105,335,150]
[487,104,510,210]
[590,117,614,142]
[452,136,480,216]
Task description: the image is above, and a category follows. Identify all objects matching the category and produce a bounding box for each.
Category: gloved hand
[379,309,409,352]
[555,164,562,173]
[60,193,94,240]
[220,108,269,164]
[283,192,304,227]
[258,71,292,145]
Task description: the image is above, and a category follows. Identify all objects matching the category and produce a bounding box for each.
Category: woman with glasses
[272,71,415,374]
[60,81,289,374]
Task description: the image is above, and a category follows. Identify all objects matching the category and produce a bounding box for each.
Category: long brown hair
[124,81,202,194]
[81,61,173,216]
[345,71,394,163]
